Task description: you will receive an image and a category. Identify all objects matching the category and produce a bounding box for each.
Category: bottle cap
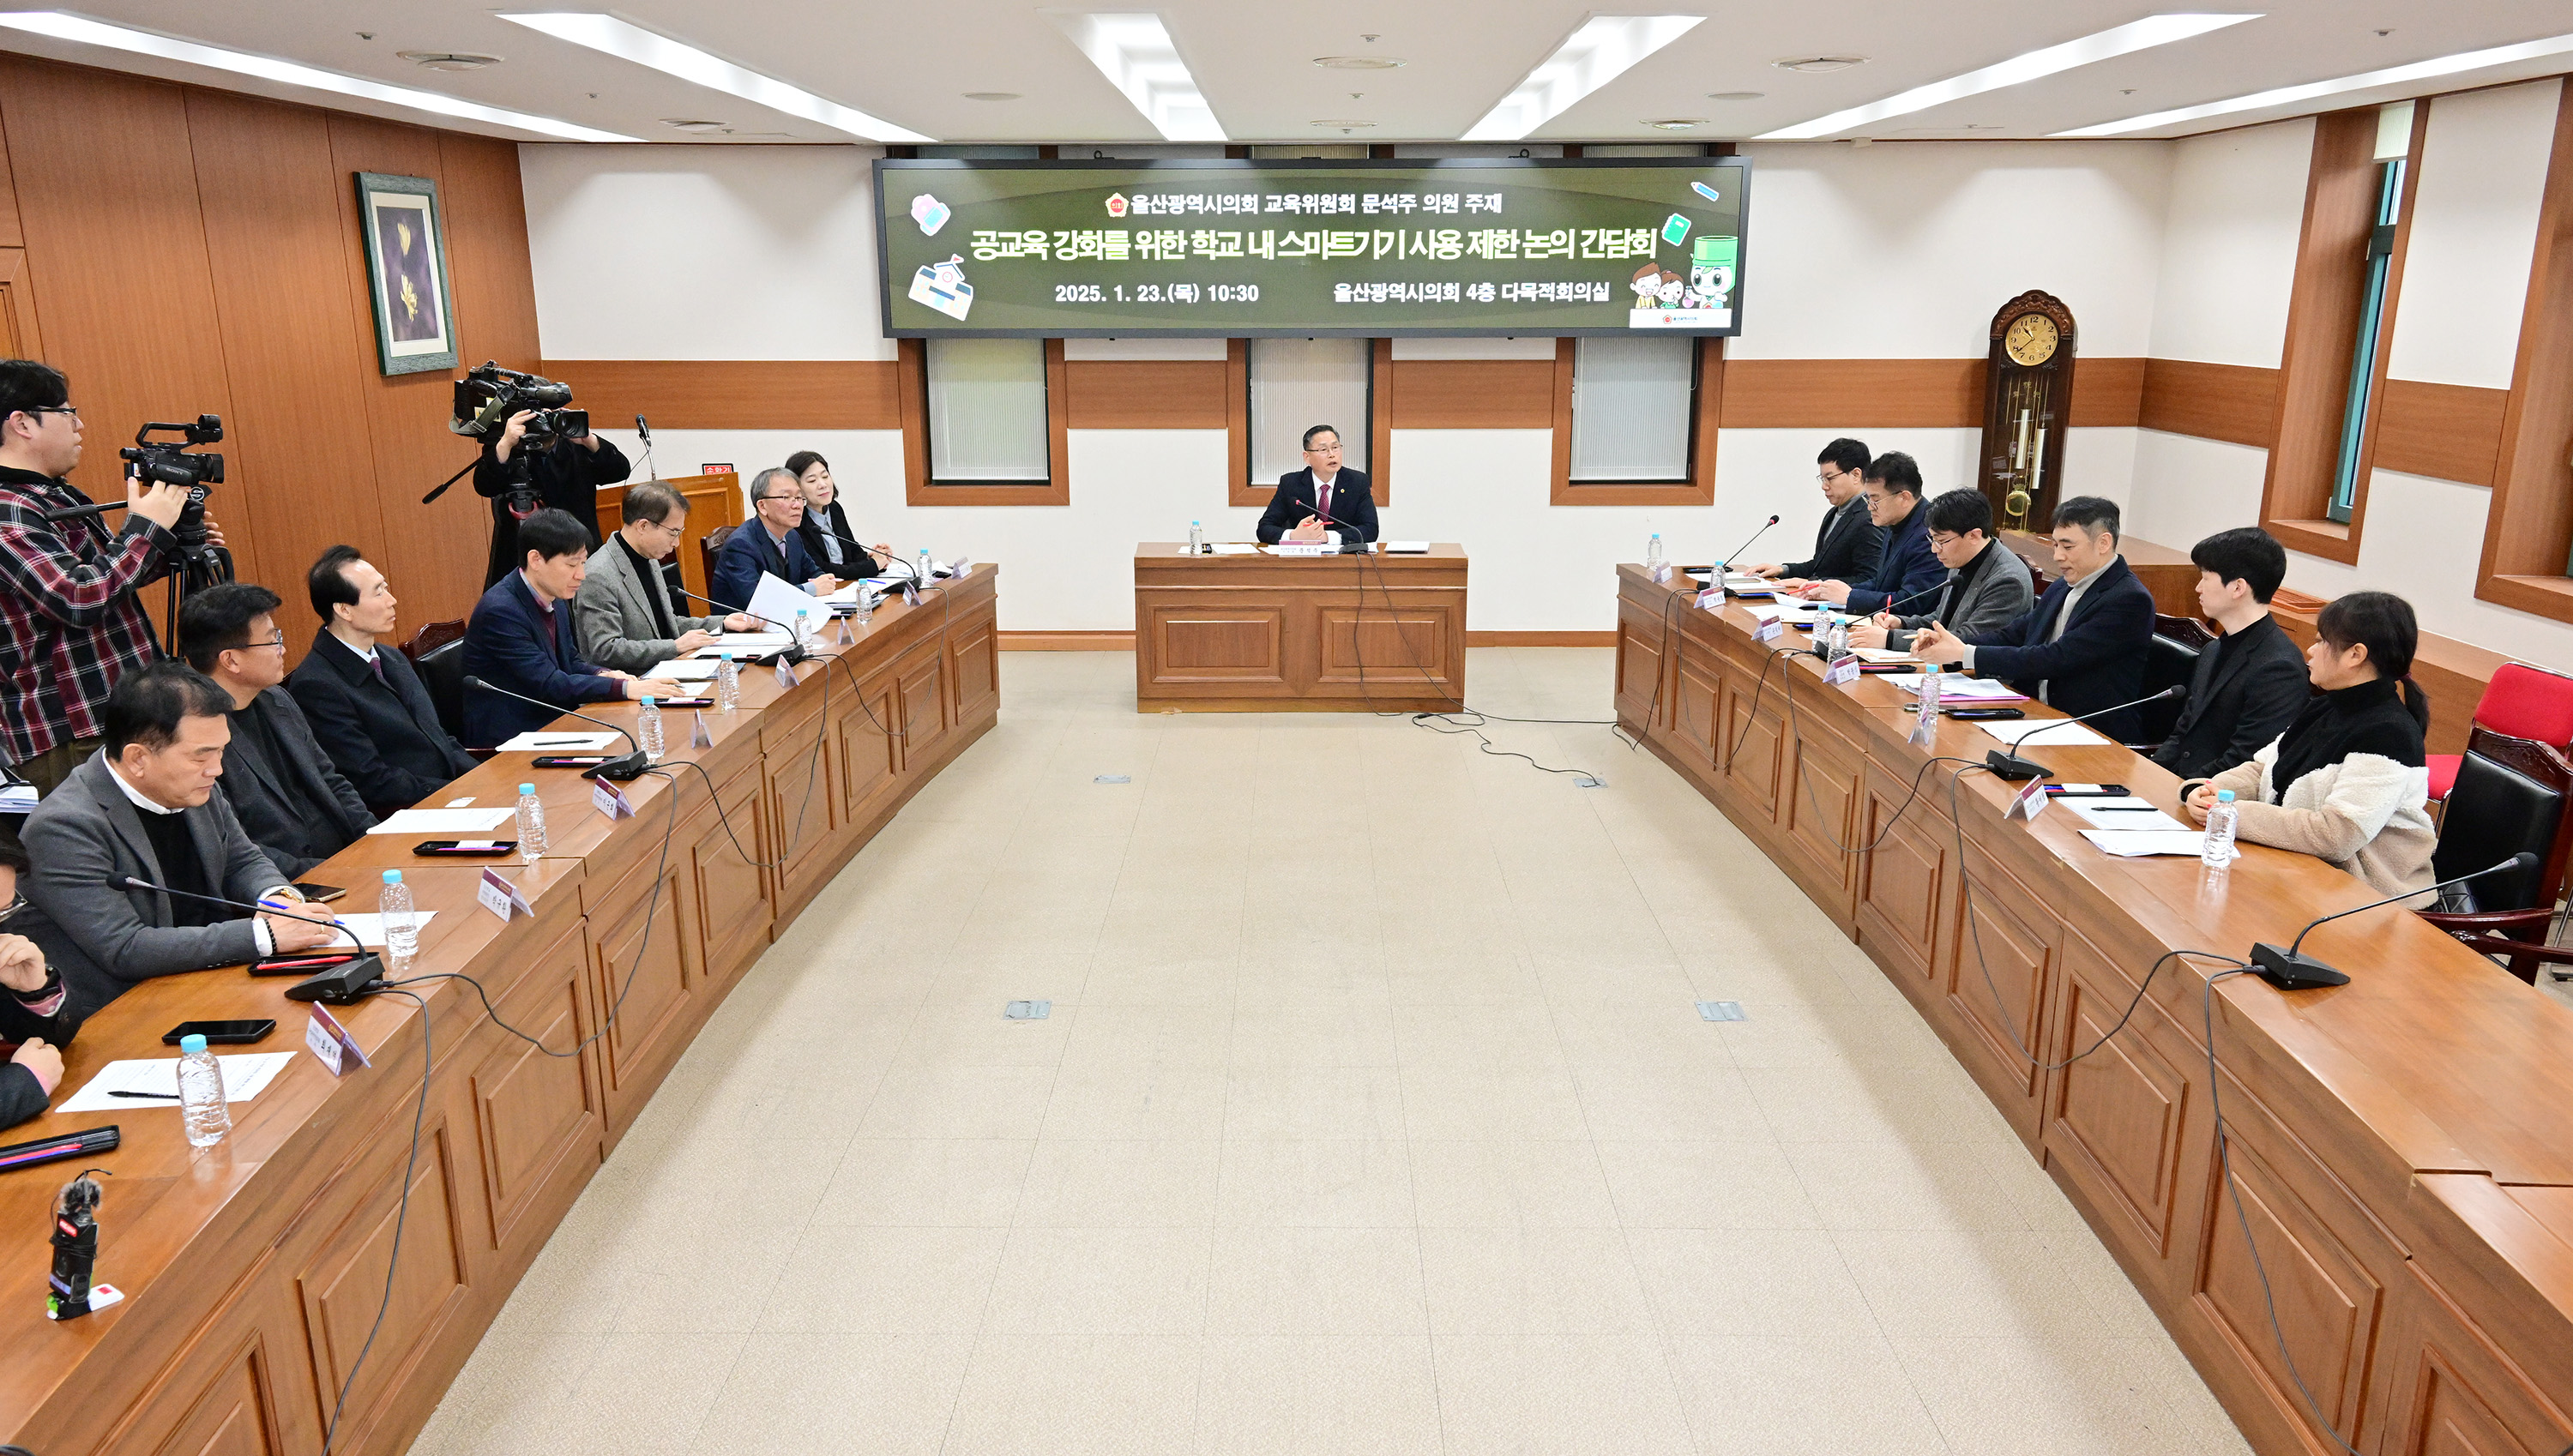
[179,1033,207,1054]
[720,653,732,662]
[520,783,537,795]
[383,869,402,884]
[641,695,655,706]
[2216,790,2234,803]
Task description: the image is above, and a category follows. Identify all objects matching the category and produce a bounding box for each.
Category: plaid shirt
[0,466,176,764]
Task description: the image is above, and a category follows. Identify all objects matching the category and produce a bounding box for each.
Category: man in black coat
[475,411,631,587]
[1748,436,1883,584]
[287,546,480,816]
[2155,527,2313,784]
[0,833,73,1128]
[1910,496,2159,742]
[1256,424,1377,544]
[178,583,375,878]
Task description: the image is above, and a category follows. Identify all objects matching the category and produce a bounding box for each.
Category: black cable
[319,986,433,1456]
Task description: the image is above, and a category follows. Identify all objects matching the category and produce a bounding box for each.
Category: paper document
[1849,647,1919,665]
[1206,542,1261,556]
[694,632,792,658]
[330,912,437,948]
[652,657,723,681]
[368,807,516,835]
[748,572,829,647]
[2065,797,2191,833]
[1881,674,2024,701]
[2081,829,2240,860]
[497,731,621,752]
[57,1051,298,1112]
[1743,604,1785,622]
[1384,541,1431,554]
[1979,719,2112,748]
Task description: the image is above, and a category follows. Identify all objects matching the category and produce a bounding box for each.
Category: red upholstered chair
[2417,731,2573,983]
[2427,662,2573,802]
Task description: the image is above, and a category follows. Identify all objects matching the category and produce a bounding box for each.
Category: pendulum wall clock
[1976,291,2077,534]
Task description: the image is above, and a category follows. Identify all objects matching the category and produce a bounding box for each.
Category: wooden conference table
[1133,542,1466,712]
[1614,565,2573,1456]
[0,567,1000,1456]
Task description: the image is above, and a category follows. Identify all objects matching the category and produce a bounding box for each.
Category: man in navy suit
[1256,425,1377,544]
[1784,451,1944,616]
[461,509,679,748]
[1911,496,2158,742]
[288,545,479,815]
[712,466,849,610]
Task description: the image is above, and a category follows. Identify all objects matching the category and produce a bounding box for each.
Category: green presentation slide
[876,158,1748,337]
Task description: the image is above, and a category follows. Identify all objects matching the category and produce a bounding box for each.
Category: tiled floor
[410,648,2255,1456]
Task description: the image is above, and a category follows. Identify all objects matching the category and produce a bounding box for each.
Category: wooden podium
[1134,542,1467,712]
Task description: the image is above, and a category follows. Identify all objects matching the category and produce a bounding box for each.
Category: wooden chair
[2415,731,2573,983]
[698,525,738,602]
[2426,661,2573,802]
[399,618,467,665]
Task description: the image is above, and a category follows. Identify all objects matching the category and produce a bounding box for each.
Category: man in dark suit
[1256,424,1377,544]
[1911,496,2159,741]
[1748,436,1882,584]
[1786,451,1943,616]
[711,467,847,611]
[2155,527,2312,783]
[16,663,341,1018]
[462,508,679,748]
[288,545,481,816]
[178,583,376,878]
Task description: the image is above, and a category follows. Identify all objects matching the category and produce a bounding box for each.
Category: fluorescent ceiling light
[1757,13,2259,140]
[1050,14,1224,142]
[1464,15,1702,141]
[0,10,637,141]
[498,12,930,143]
[2054,30,2573,136]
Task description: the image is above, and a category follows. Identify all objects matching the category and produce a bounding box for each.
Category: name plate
[593,778,636,821]
[2005,778,2051,821]
[477,866,533,923]
[305,1005,369,1076]
[1752,617,1783,643]
[1696,587,1724,611]
[1823,655,1862,686]
[691,710,714,747]
[1272,542,1335,557]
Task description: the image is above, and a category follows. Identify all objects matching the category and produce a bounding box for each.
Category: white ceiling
[3,0,2569,146]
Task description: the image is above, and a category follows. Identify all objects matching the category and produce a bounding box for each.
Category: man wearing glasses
[177,582,375,878]
[0,359,200,794]
[710,466,847,611]
[575,478,760,672]
[1745,437,1882,585]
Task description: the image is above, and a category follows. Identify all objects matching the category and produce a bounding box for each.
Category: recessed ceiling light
[1644,117,1705,129]
[2054,27,2573,136]
[1313,55,1405,69]
[1706,90,1764,101]
[1310,118,1377,128]
[497,12,929,142]
[963,91,1021,101]
[1051,13,1224,141]
[1760,14,2258,141]
[1772,57,1866,74]
[396,50,501,71]
[1463,15,1704,141]
[0,10,636,140]
[659,117,726,131]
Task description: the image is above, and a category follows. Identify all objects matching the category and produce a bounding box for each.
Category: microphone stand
[462,676,652,781]
[1979,684,2188,781]
[1707,514,1779,586]
[111,877,386,1003]
[2250,851,2540,990]
[668,585,815,663]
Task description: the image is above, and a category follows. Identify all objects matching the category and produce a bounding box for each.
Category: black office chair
[2130,616,2211,750]
[2416,733,2572,984]
[414,636,468,745]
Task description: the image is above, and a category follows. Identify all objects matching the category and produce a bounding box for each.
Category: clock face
[2004,312,2060,367]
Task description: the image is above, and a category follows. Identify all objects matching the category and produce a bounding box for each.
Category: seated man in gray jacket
[1847,488,2034,653]
[573,479,759,672]
[17,663,342,1018]
[178,582,376,877]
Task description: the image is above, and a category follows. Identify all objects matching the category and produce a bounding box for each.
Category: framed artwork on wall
[355,171,459,376]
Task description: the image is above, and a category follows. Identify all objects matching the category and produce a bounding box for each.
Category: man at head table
[710,466,847,611]
[1256,425,1378,545]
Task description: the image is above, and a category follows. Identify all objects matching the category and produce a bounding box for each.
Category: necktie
[1317,479,1332,523]
[370,654,385,683]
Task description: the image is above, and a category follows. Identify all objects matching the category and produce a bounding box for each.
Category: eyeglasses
[0,891,22,924]
[22,405,78,423]
[236,632,286,654]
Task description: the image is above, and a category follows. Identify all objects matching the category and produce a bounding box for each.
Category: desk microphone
[109,877,385,1003]
[804,523,895,576]
[461,677,651,780]
[1709,515,1779,581]
[1275,499,1372,552]
[668,585,814,662]
[2248,851,2538,990]
[1981,684,2187,780]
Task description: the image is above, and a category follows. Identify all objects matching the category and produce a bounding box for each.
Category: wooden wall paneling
[1548,340,1576,502]
[587,849,702,1143]
[596,471,742,609]
[2373,378,2508,485]
[464,912,600,1260]
[436,133,541,373]
[2138,359,2281,448]
[1553,337,1723,507]
[1225,338,1254,506]
[2067,356,2147,427]
[184,91,390,633]
[2044,927,2208,1267]
[543,359,905,431]
[1063,358,1229,428]
[0,93,21,248]
[0,249,43,363]
[1388,358,1557,428]
[686,755,774,987]
[1720,358,1983,428]
[292,1118,473,1454]
[1371,337,1393,504]
[2480,81,2573,625]
[1943,841,2060,1142]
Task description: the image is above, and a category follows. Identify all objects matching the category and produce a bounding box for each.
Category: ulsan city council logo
[1106,193,1129,218]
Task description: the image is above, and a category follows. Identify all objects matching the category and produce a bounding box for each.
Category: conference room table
[1614,564,2573,1456]
[0,566,999,1456]
[1133,541,1467,712]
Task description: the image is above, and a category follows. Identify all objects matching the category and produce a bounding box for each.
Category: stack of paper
[2081,829,2239,860]
[654,658,724,681]
[495,731,623,752]
[1208,543,1262,556]
[57,1051,300,1112]
[368,807,516,834]
[1849,647,1919,665]
[1880,673,2024,701]
[2064,797,2191,833]
[1979,719,2112,748]
[694,634,792,658]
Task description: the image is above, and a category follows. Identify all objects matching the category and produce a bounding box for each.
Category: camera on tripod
[120,414,225,490]
[450,363,588,448]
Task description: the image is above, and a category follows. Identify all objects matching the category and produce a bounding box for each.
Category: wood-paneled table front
[1133,543,1466,712]
[1613,564,2573,1456]
[0,567,1000,1456]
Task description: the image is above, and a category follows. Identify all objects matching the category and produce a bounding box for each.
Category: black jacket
[1783,495,1883,583]
[0,898,79,1131]
[288,631,480,816]
[220,688,377,878]
[795,500,884,580]
[1256,468,1377,544]
[475,435,632,587]
[710,523,823,613]
[2152,614,2312,783]
[1965,555,2159,741]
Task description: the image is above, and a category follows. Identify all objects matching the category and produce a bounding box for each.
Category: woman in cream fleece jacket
[2184,591,2436,904]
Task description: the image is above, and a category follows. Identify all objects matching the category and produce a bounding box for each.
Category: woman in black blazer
[787,450,893,579]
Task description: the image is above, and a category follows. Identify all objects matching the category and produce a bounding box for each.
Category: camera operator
[475,407,630,588]
[0,359,214,794]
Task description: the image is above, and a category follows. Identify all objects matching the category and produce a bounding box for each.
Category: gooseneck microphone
[1982,684,2188,781]
[461,676,651,781]
[669,585,815,662]
[2249,851,2540,990]
[110,877,385,1003]
[1712,515,1779,581]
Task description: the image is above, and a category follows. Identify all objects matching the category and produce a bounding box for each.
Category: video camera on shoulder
[450,363,587,448]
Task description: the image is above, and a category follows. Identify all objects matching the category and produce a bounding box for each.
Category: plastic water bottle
[1919,665,1942,720]
[1189,520,1203,555]
[1644,532,1665,579]
[715,653,740,712]
[176,1033,231,1149]
[378,869,418,967]
[516,782,549,863]
[637,695,665,762]
[918,547,933,582]
[2201,790,2239,868]
[792,608,810,647]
